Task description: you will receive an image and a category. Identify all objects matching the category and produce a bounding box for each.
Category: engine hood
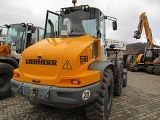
[19,35,100,85]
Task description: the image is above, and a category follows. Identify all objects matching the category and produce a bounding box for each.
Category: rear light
[71,79,81,85]
[72,104,79,108]
[13,73,19,77]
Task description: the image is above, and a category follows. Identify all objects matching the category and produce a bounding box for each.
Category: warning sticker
[62,60,72,70]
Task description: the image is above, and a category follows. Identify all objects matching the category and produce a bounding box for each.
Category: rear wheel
[114,64,123,96]
[0,63,14,99]
[85,69,114,120]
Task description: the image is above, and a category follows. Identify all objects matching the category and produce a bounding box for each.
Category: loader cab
[44,5,117,45]
[5,23,44,60]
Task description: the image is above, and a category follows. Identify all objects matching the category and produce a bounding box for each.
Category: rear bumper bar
[11,79,101,109]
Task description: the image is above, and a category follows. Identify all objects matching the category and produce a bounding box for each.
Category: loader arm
[0,44,10,57]
[133,12,154,49]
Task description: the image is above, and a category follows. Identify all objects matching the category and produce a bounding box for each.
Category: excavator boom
[133,12,154,49]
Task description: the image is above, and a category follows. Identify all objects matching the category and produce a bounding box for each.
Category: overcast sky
[0,0,160,45]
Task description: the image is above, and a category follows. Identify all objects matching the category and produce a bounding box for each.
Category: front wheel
[85,69,114,120]
[114,64,123,96]
[0,63,14,100]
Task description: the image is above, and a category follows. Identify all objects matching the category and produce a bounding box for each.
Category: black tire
[0,63,14,100]
[123,69,127,87]
[85,69,114,120]
[114,64,123,96]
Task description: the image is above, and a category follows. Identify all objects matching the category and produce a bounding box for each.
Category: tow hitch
[29,88,38,100]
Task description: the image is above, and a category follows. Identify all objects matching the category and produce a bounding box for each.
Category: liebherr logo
[26,59,57,66]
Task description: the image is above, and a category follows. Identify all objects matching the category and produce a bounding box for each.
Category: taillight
[71,79,81,85]
[13,73,19,77]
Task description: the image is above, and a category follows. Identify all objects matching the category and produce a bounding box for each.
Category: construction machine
[11,1,127,119]
[130,12,160,73]
[0,26,7,45]
[0,23,44,99]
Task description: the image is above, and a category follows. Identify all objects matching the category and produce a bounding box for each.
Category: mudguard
[88,61,114,80]
[0,57,19,68]
[112,59,123,78]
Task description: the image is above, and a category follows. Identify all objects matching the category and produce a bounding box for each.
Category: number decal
[82,90,90,100]
[80,56,88,65]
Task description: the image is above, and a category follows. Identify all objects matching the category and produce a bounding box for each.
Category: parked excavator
[11,0,127,119]
[130,12,160,73]
[0,23,44,99]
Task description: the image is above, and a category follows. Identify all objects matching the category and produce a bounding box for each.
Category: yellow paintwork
[136,12,154,49]
[131,54,143,65]
[0,44,10,57]
[13,35,101,87]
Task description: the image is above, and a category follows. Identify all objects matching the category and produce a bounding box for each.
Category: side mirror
[5,24,10,28]
[112,21,117,30]
[21,23,26,27]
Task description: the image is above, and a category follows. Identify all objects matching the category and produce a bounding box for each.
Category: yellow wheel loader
[11,1,127,119]
[0,23,44,99]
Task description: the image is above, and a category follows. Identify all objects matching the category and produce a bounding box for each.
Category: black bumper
[11,79,101,109]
